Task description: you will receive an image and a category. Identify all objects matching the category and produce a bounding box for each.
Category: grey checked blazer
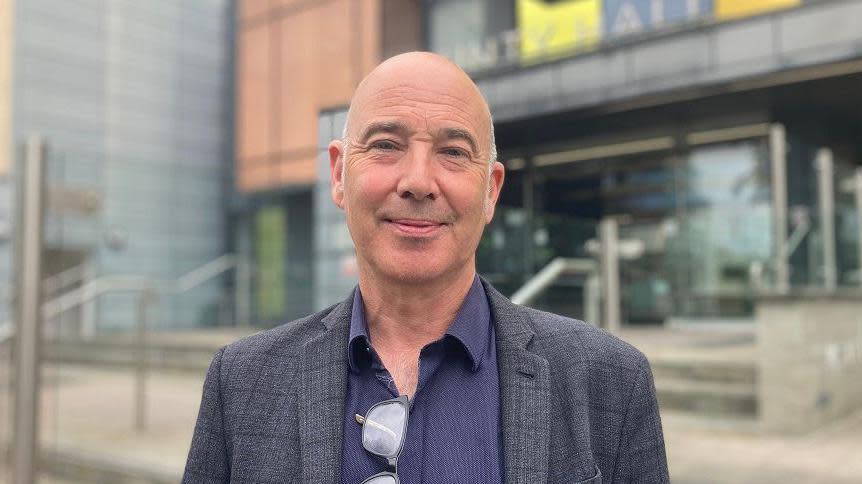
[183,280,669,483]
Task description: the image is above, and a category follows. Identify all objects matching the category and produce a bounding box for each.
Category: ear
[484,161,505,223]
[329,140,346,210]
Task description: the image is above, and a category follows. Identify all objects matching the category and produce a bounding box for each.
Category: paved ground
[665,410,862,483]
[0,329,860,483]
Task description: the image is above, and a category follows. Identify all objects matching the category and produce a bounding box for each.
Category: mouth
[384,218,447,236]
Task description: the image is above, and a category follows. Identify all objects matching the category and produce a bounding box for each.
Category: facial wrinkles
[345,131,489,230]
[344,71,494,223]
[357,85,489,150]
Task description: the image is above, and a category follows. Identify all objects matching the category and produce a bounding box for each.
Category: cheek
[344,170,392,216]
[447,179,490,217]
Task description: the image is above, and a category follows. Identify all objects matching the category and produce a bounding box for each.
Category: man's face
[329,54,504,286]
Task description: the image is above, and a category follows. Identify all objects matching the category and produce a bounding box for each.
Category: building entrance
[481,133,775,325]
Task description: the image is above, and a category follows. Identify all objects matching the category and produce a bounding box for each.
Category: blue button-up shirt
[340,276,502,484]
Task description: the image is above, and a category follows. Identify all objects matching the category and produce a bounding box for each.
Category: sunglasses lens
[362,400,407,458]
[362,474,397,484]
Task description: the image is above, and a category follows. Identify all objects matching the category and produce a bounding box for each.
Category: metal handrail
[510,257,601,326]
[174,254,236,294]
[43,275,159,321]
[750,214,812,291]
[43,254,238,322]
[511,258,597,305]
[42,261,90,296]
[2,253,239,344]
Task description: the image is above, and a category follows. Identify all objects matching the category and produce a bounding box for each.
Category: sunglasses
[356,395,410,484]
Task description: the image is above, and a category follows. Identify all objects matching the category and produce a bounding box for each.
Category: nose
[396,144,438,201]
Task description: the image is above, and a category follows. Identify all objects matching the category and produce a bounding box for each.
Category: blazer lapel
[484,281,551,484]
[297,294,353,484]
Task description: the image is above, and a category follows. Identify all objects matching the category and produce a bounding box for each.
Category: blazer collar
[297,290,354,483]
[482,279,551,484]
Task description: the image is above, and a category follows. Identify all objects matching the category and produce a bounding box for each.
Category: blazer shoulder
[219,303,339,368]
[520,305,648,372]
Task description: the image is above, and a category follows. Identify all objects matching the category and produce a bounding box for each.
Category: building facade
[1,0,235,332]
[235,0,862,327]
[437,0,862,325]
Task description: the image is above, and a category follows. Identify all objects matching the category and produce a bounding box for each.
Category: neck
[358,265,477,352]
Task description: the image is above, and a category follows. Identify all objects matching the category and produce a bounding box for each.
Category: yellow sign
[715,0,800,20]
[518,0,601,64]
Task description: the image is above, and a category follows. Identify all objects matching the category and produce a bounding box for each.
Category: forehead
[349,67,490,143]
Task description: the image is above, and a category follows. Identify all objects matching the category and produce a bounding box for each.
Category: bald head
[341,52,497,167]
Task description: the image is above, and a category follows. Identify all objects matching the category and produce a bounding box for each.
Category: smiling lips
[386,218,446,236]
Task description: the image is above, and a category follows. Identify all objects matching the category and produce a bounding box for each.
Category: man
[183,52,668,484]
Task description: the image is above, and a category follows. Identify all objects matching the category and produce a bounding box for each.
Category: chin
[369,252,455,285]
[380,262,447,284]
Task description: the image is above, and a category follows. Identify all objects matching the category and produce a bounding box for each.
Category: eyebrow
[358,121,410,144]
[358,121,479,155]
[441,127,478,156]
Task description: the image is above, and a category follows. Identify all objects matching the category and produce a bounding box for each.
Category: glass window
[427,0,515,71]
[254,206,286,322]
[669,141,771,318]
[484,138,775,323]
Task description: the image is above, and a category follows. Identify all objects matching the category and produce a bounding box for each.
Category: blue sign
[603,0,713,38]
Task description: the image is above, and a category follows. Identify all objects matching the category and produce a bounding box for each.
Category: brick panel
[237,24,273,160]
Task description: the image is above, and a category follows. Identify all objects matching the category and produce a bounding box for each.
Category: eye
[370,139,399,151]
[440,147,468,158]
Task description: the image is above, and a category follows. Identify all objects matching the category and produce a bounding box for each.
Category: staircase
[43,329,255,373]
[620,327,759,430]
[652,357,757,420]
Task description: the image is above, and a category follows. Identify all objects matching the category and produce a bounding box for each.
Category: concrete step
[40,446,180,484]
[660,409,760,434]
[44,340,217,373]
[656,378,757,417]
[651,358,757,385]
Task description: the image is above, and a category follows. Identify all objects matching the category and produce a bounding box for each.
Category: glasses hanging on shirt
[357,394,410,484]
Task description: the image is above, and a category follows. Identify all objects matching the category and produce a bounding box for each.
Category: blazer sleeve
[612,357,670,483]
[183,347,231,483]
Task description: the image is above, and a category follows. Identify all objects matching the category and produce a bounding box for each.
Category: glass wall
[835,159,861,285]
[478,136,775,323]
[669,141,772,320]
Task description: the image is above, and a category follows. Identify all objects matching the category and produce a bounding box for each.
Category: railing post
[770,124,789,293]
[80,260,96,339]
[599,217,621,332]
[815,148,837,290]
[134,288,156,432]
[584,273,601,327]
[13,135,46,484]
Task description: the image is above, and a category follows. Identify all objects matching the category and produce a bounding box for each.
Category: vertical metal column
[770,124,789,293]
[599,218,621,332]
[584,273,600,328]
[234,217,252,327]
[815,148,837,290]
[134,289,155,432]
[80,260,96,339]
[856,168,862,287]
[13,136,46,484]
[522,158,535,280]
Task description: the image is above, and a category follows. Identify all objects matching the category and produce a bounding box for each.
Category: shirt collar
[347,275,492,374]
